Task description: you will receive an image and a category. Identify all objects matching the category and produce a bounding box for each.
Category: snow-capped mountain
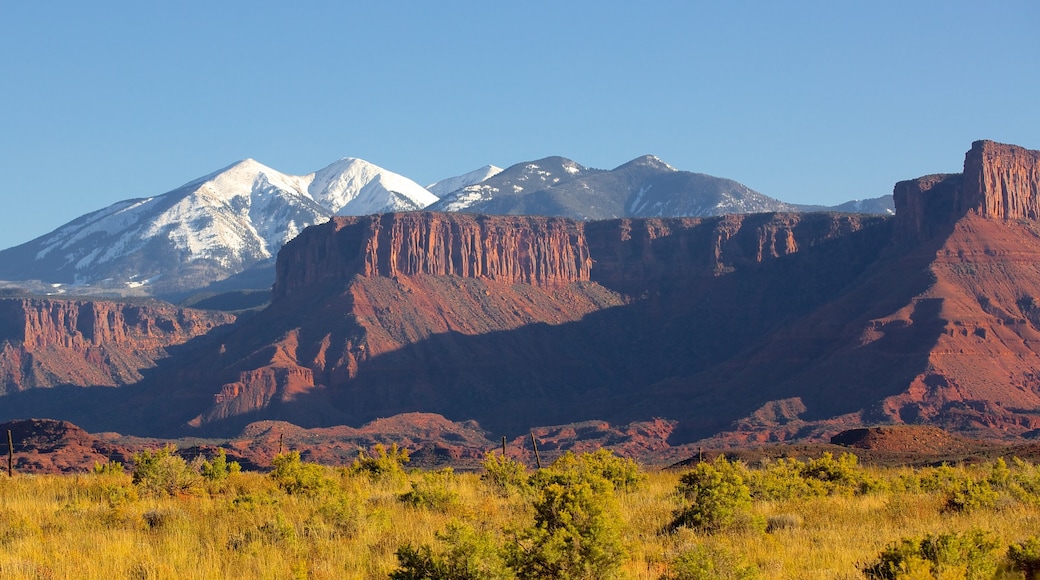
[427,157,596,213]
[426,165,503,198]
[309,158,438,215]
[0,153,894,298]
[428,154,795,219]
[0,157,438,295]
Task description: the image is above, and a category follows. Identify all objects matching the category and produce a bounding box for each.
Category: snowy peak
[427,165,503,197]
[615,155,677,173]
[308,157,438,215]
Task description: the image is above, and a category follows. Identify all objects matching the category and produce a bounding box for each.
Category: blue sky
[1,1,1037,250]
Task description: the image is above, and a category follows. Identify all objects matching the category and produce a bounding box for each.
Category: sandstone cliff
[894,140,1040,241]
[0,298,234,394]
[273,213,593,301]
[148,211,890,436]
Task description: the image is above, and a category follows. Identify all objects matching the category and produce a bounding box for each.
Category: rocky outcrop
[0,298,234,393]
[274,213,593,300]
[895,141,1040,241]
[962,140,1040,220]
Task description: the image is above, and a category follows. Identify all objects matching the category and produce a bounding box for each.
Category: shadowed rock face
[0,299,234,394]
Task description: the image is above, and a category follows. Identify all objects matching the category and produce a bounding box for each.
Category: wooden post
[501,436,507,457]
[278,433,284,455]
[7,430,13,477]
[530,432,542,470]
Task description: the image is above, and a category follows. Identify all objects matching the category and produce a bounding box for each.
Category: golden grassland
[0,448,1039,579]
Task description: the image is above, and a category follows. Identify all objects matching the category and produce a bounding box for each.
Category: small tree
[508,472,626,579]
[671,457,762,534]
[270,451,333,495]
[352,443,410,480]
[481,452,529,496]
[131,445,200,497]
[200,448,241,483]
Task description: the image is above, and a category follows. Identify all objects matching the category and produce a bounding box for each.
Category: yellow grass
[0,458,1038,578]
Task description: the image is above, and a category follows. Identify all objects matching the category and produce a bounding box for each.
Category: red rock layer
[274,213,593,300]
[185,211,888,433]
[0,299,234,394]
[962,140,1040,220]
[894,141,1040,241]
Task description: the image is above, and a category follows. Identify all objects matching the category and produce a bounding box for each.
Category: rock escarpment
[894,140,1040,241]
[153,210,889,436]
[0,298,234,394]
[273,213,593,300]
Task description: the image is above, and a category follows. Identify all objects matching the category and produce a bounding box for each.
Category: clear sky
[1,1,1037,250]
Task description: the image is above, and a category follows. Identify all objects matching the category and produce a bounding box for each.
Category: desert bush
[269,451,334,495]
[664,543,762,580]
[400,468,460,511]
[508,471,626,579]
[861,528,1001,580]
[1008,535,1040,579]
[480,452,529,496]
[200,448,240,483]
[549,449,645,492]
[941,478,998,514]
[131,445,200,497]
[746,457,814,501]
[802,452,883,495]
[671,457,763,535]
[351,443,410,480]
[391,522,513,580]
[92,460,124,476]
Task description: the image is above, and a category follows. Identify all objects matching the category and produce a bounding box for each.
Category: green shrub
[200,448,240,483]
[131,445,200,497]
[671,457,763,534]
[942,479,998,513]
[270,451,333,495]
[391,522,513,580]
[351,443,410,480]
[508,471,626,579]
[746,457,814,501]
[664,543,762,580]
[481,452,529,496]
[92,460,125,476]
[861,529,1000,580]
[548,450,645,492]
[400,469,460,511]
[1008,535,1040,579]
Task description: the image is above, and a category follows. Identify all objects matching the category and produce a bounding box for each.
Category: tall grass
[0,453,1038,578]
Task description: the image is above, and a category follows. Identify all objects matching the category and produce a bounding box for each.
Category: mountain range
[0,140,1037,457]
[0,155,892,297]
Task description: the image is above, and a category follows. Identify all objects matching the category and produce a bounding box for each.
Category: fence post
[7,429,13,477]
[530,432,542,470]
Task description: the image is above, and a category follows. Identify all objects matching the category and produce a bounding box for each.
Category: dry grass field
[1,446,1039,579]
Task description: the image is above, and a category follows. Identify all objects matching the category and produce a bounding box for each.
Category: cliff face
[273,213,593,300]
[962,140,1040,220]
[0,299,234,394]
[162,210,891,435]
[894,141,1040,241]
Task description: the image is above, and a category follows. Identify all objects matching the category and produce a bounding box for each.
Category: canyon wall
[273,213,593,300]
[0,298,234,393]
